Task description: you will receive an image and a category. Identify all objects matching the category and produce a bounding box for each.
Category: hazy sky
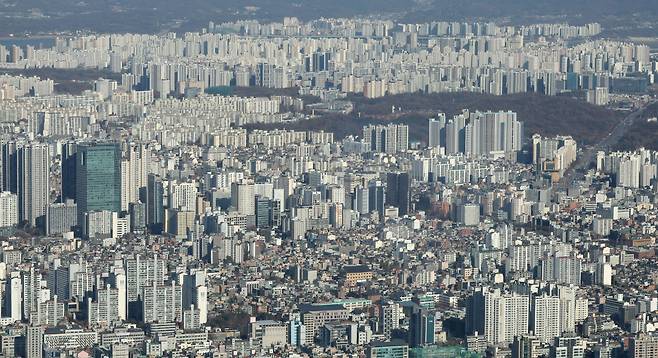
[0,0,657,36]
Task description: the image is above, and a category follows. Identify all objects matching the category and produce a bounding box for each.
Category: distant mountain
[1,0,657,35]
[0,0,406,35]
[407,0,658,22]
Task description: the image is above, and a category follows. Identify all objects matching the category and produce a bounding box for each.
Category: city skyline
[0,6,657,358]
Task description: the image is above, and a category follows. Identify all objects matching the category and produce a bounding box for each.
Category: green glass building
[409,346,481,358]
[367,340,409,358]
[75,142,122,219]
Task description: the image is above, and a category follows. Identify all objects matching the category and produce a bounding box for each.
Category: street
[557,101,656,189]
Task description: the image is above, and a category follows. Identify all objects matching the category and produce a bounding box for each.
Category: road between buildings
[557,101,655,189]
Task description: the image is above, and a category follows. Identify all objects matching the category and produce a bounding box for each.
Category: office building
[368,181,387,218]
[17,143,50,228]
[428,115,446,149]
[254,195,271,228]
[386,172,410,215]
[60,141,77,201]
[0,140,21,193]
[458,203,480,226]
[250,320,288,347]
[512,335,541,358]
[300,304,351,345]
[129,201,146,232]
[367,340,409,358]
[76,142,122,220]
[146,174,165,233]
[408,305,435,347]
[231,180,255,225]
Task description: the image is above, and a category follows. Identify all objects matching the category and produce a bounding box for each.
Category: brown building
[342,265,373,286]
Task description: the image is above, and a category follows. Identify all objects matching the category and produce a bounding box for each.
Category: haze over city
[0,1,657,358]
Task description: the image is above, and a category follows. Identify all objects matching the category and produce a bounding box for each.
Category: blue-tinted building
[409,346,481,358]
[368,340,409,358]
[146,173,164,234]
[75,142,121,219]
[409,305,436,347]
